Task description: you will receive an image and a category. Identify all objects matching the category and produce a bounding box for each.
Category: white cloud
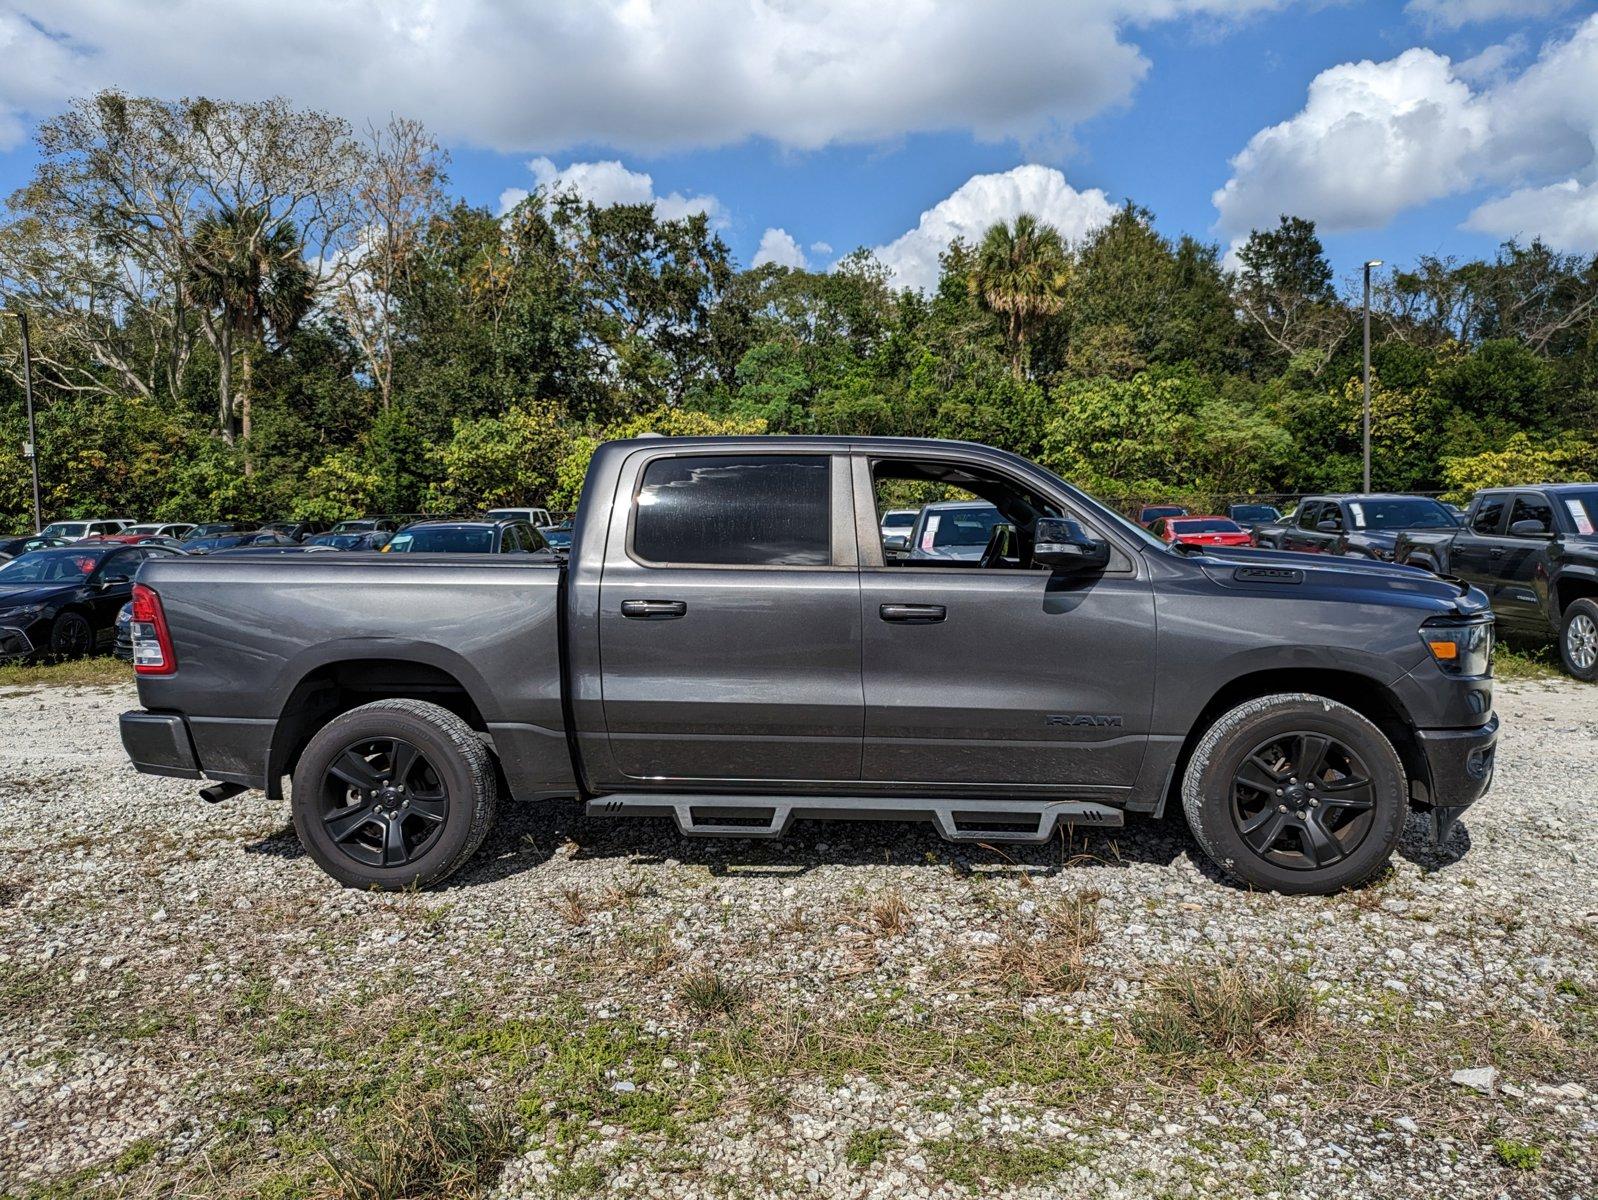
[809,241,834,257]
[0,0,1293,155]
[1214,15,1598,253]
[1406,0,1573,31]
[751,228,807,270]
[871,164,1118,292]
[498,157,721,222]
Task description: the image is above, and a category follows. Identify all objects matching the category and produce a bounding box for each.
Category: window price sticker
[1348,501,1365,529]
[1566,498,1594,536]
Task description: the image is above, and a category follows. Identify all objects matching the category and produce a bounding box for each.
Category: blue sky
[2,0,1596,289]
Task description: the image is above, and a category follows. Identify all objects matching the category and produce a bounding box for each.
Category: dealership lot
[1,679,1594,1199]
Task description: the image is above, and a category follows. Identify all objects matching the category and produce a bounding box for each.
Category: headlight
[1421,617,1493,677]
[0,604,45,624]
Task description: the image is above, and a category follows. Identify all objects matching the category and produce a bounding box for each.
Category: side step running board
[586,793,1124,844]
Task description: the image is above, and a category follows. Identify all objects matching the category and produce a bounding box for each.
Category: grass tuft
[1493,1138,1543,1170]
[0,655,130,689]
[1131,967,1315,1058]
[677,969,750,1019]
[321,1082,516,1200]
[869,889,912,937]
[976,891,1101,996]
[844,1127,900,1169]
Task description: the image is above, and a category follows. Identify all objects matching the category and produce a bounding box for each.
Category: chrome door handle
[621,599,687,620]
[880,603,946,624]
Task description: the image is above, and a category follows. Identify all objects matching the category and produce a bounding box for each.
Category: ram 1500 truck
[120,437,1499,895]
[1395,483,1598,681]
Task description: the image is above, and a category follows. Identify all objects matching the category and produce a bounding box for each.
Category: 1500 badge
[1045,714,1123,728]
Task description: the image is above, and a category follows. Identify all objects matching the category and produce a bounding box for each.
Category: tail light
[130,583,177,675]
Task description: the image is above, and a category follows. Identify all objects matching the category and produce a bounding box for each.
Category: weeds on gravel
[678,969,751,1018]
[844,1127,900,1168]
[554,886,588,926]
[321,1083,516,1200]
[1131,967,1316,1058]
[1492,1138,1543,1170]
[0,656,128,689]
[975,890,1102,997]
[868,888,912,936]
[923,1134,1095,1190]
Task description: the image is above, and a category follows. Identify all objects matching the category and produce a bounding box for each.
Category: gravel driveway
[1,679,1594,1199]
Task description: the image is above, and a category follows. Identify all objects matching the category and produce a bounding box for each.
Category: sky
[2,0,1597,291]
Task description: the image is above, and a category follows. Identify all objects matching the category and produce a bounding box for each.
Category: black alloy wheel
[49,612,94,659]
[319,736,450,869]
[1229,732,1376,871]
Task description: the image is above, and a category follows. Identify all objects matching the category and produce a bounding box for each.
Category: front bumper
[0,624,35,659]
[120,712,202,780]
[1413,714,1499,840]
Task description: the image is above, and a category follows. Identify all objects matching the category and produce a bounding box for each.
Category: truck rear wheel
[290,699,498,890]
[1559,598,1598,682]
[1182,694,1406,895]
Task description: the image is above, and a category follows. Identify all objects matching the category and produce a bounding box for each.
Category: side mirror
[1317,519,1340,532]
[1508,520,1551,538]
[1033,518,1110,573]
[99,573,130,588]
[883,534,910,554]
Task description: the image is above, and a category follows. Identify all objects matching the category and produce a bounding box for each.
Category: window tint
[633,454,830,566]
[1297,503,1320,529]
[1471,495,1507,534]
[1508,494,1554,535]
[500,526,520,552]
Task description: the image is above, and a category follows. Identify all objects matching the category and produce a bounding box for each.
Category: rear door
[1498,492,1557,624]
[596,449,863,785]
[854,452,1155,792]
[1452,493,1508,592]
[1282,502,1319,552]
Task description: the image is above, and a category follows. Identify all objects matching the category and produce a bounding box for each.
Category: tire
[290,699,498,890]
[48,611,95,660]
[1559,597,1598,683]
[1182,693,1406,895]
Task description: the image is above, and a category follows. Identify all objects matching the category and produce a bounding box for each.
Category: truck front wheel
[1181,694,1406,895]
[290,699,498,890]
[1559,598,1598,682]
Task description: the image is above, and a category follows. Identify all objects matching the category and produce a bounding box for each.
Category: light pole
[1362,260,1382,493]
[1,310,42,532]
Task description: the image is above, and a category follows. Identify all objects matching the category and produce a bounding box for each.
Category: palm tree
[185,205,316,459]
[969,214,1071,379]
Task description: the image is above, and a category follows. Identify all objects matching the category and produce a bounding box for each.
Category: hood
[1184,544,1490,618]
[0,584,73,610]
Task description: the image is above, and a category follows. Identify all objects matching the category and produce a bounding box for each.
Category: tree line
[1,92,1595,529]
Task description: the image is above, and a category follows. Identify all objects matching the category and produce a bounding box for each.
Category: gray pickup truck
[121,436,1498,895]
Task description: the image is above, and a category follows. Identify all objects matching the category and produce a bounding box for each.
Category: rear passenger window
[633,454,830,566]
[1471,496,1506,534]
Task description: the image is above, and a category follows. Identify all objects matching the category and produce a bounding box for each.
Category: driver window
[1508,494,1553,535]
[1297,503,1320,529]
[870,458,1062,570]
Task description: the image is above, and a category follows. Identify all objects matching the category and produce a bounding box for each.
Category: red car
[1149,515,1253,548]
[87,523,197,545]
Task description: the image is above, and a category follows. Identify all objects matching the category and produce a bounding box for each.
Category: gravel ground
[1,677,1595,1200]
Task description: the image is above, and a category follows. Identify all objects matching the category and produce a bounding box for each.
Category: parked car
[305,530,393,552]
[1252,495,1457,557]
[38,518,133,542]
[331,518,399,535]
[879,508,918,543]
[183,522,250,541]
[0,535,69,560]
[114,601,133,662]
[484,507,554,528]
[905,500,1009,563]
[103,523,196,543]
[1149,515,1253,548]
[1396,484,1598,680]
[182,531,297,555]
[261,520,331,543]
[384,519,544,554]
[121,435,1497,897]
[1227,503,1282,527]
[1137,504,1187,526]
[539,521,574,554]
[0,543,182,659]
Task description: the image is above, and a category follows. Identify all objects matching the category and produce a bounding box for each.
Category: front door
[596,449,863,786]
[854,454,1156,792]
[1452,494,1508,594]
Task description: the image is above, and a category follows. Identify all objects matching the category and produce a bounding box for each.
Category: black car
[1227,503,1282,526]
[0,535,70,560]
[182,522,251,541]
[384,519,546,554]
[1253,495,1457,558]
[0,544,182,659]
[1137,504,1187,526]
[114,600,134,662]
[182,531,297,555]
[331,518,399,535]
[305,530,393,551]
[540,521,574,554]
[261,520,331,543]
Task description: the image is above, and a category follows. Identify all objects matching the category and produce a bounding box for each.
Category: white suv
[38,518,134,542]
[485,507,553,528]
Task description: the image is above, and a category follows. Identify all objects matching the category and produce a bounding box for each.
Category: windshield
[333,520,379,533]
[0,550,102,583]
[1348,499,1456,530]
[920,506,1005,549]
[1173,518,1244,533]
[308,534,361,549]
[387,527,495,553]
[40,523,87,539]
[882,511,916,529]
[1230,505,1279,522]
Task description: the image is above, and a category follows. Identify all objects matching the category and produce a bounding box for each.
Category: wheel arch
[1555,570,1598,617]
[266,656,491,800]
[1167,667,1425,814]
